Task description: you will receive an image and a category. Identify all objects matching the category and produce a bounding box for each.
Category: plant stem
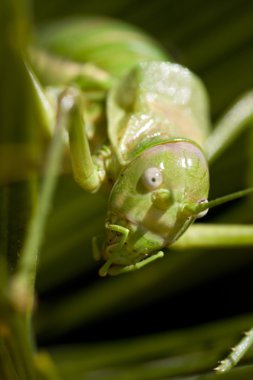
[10,102,66,318]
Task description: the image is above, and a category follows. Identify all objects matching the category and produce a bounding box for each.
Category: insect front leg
[58,87,110,193]
[97,224,130,276]
[27,63,111,193]
[108,251,164,276]
[105,223,130,247]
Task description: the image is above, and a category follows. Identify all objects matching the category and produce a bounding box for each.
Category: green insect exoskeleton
[27,17,253,372]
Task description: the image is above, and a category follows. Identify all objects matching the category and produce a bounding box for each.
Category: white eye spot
[142,167,163,190]
[196,199,208,219]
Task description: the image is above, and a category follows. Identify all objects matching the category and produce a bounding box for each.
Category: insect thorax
[107,61,211,164]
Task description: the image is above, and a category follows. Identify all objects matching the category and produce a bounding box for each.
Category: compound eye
[196,199,208,218]
[142,167,163,190]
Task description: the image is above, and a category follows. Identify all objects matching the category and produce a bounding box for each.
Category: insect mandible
[27,16,253,373]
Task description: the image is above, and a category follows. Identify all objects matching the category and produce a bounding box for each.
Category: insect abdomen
[33,17,169,79]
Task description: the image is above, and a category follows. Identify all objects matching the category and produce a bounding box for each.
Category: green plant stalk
[2,111,66,380]
[0,316,36,380]
[172,224,253,249]
[0,98,65,380]
[0,50,67,378]
[0,0,41,378]
[10,105,66,318]
[0,259,36,380]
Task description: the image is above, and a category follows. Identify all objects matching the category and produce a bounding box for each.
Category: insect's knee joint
[58,87,82,113]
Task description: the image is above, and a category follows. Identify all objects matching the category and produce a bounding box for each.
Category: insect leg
[98,257,115,277]
[105,223,129,247]
[214,328,253,373]
[58,87,107,193]
[205,91,253,163]
[108,251,164,276]
[96,225,130,276]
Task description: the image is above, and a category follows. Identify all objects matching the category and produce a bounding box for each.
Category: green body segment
[108,61,211,164]
[32,17,168,80]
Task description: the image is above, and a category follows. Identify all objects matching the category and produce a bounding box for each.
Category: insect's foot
[98,259,114,277]
[98,265,108,277]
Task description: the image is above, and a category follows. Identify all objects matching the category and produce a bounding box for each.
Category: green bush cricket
[27,17,253,372]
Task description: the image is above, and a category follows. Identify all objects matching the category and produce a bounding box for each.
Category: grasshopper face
[104,141,209,267]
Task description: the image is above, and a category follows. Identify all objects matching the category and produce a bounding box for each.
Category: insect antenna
[184,187,253,216]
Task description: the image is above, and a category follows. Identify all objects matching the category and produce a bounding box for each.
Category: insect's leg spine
[214,327,253,373]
